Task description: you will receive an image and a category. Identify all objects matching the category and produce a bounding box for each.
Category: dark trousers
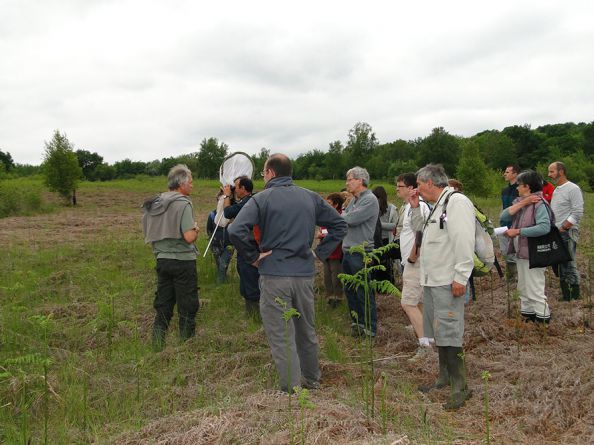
[153,259,199,347]
[211,243,233,283]
[374,237,394,283]
[342,252,377,334]
[237,254,261,302]
[557,231,580,285]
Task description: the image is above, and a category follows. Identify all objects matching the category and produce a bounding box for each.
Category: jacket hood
[143,191,190,216]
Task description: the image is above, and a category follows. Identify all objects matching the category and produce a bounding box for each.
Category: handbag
[527,224,571,269]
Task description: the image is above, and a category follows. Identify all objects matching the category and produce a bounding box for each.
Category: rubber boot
[418,346,449,393]
[569,284,581,301]
[560,281,571,302]
[443,347,472,411]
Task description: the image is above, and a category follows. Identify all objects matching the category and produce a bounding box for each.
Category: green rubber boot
[443,347,473,411]
[418,346,449,393]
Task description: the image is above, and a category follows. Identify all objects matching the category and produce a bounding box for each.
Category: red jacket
[320,209,343,261]
[542,181,555,203]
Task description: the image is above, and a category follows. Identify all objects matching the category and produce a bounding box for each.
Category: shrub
[0,179,45,217]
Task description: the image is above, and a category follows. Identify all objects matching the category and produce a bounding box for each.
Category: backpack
[441,191,498,277]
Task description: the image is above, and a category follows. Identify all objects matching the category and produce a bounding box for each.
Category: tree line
[1,120,593,201]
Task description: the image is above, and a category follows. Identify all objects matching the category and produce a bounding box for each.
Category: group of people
[141,155,584,411]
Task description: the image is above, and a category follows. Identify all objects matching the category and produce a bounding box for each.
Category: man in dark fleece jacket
[142,164,199,351]
[229,154,347,392]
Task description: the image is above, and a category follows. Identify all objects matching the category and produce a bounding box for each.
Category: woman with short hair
[500,170,552,323]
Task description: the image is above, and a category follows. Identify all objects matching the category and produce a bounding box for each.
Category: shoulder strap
[423,190,455,232]
[441,190,462,216]
[538,197,555,227]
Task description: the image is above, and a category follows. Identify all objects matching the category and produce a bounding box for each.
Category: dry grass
[115,391,410,445]
[2,184,593,445]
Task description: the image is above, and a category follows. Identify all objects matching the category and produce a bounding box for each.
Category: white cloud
[1,0,593,164]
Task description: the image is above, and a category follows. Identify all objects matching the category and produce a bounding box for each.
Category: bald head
[265,153,292,178]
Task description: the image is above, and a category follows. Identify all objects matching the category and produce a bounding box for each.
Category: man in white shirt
[395,173,432,360]
[414,164,475,411]
[548,161,584,301]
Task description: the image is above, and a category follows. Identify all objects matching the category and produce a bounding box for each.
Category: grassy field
[0,177,592,444]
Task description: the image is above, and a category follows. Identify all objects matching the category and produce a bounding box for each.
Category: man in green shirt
[142,164,200,350]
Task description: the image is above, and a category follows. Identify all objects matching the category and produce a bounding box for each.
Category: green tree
[0,150,15,172]
[196,137,228,178]
[344,122,378,168]
[472,131,517,170]
[502,124,546,168]
[253,148,270,177]
[324,141,344,179]
[42,131,83,205]
[293,149,326,180]
[113,159,147,178]
[387,159,419,181]
[75,149,104,181]
[456,140,491,197]
[94,163,116,181]
[580,121,594,157]
[416,127,461,175]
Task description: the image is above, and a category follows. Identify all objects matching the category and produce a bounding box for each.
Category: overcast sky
[2,0,593,165]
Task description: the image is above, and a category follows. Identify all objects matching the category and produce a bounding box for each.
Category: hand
[523,195,541,205]
[452,281,466,298]
[560,220,572,232]
[251,250,272,267]
[408,188,420,207]
[505,228,520,238]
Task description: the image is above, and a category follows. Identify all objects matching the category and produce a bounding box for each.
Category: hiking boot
[408,345,434,362]
[301,378,321,390]
[442,346,472,411]
[521,313,536,323]
[418,346,449,393]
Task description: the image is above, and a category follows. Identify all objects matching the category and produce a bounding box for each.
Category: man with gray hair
[342,166,380,337]
[548,161,584,301]
[142,164,200,351]
[413,164,474,410]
